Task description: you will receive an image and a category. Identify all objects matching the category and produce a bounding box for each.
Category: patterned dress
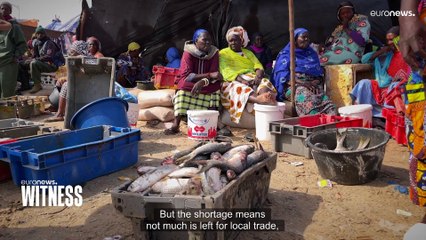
[320,14,371,65]
[219,47,276,123]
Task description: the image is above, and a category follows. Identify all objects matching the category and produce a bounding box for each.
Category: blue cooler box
[0,125,141,186]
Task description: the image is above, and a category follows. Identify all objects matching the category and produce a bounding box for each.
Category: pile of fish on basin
[127,140,269,196]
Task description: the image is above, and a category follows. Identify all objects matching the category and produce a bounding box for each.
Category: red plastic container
[298,114,363,128]
[152,65,179,89]
[382,108,406,145]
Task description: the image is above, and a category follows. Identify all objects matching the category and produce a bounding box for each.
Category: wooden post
[288,0,296,112]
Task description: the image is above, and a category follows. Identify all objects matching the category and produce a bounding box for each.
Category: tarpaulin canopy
[46,15,80,33]
[79,0,398,68]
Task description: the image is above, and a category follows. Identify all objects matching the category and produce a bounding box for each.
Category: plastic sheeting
[79,0,395,68]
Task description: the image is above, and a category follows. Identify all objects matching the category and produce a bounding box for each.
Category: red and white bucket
[187,110,219,140]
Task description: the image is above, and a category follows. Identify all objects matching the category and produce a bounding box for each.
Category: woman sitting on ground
[272,28,336,116]
[350,26,411,116]
[320,1,371,65]
[219,26,276,125]
[116,42,150,88]
[164,29,223,135]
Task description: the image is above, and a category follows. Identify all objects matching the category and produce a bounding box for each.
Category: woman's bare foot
[256,92,276,105]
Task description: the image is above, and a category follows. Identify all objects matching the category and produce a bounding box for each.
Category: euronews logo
[20,180,83,207]
[370,10,416,17]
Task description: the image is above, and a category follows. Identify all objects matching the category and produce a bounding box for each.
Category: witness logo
[370,10,416,17]
[21,180,83,207]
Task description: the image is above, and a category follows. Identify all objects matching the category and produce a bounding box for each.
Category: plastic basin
[70,97,129,129]
[306,128,390,185]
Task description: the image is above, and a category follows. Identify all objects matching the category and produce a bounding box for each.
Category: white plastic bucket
[127,102,140,127]
[338,104,373,128]
[254,102,285,141]
[187,110,219,140]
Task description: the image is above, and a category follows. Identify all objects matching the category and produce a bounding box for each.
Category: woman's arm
[399,0,426,68]
[0,19,11,31]
[345,15,370,46]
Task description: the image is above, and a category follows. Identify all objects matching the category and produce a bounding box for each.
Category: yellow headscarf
[128,42,141,52]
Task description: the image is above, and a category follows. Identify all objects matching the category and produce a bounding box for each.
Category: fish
[136,166,157,175]
[210,152,224,161]
[176,142,233,165]
[197,160,240,174]
[182,176,203,195]
[200,171,215,195]
[127,165,179,192]
[225,151,248,174]
[334,129,371,151]
[246,150,269,167]
[151,178,190,194]
[334,128,348,151]
[172,141,205,160]
[220,175,229,188]
[354,136,370,150]
[205,167,224,193]
[192,154,210,161]
[168,167,200,178]
[222,144,255,161]
[226,170,237,180]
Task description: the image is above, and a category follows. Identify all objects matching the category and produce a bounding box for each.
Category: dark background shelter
[78,0,400,69]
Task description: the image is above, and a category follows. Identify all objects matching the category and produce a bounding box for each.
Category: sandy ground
[0,112,425,240]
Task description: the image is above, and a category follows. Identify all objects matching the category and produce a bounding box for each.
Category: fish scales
[127,165,179,192]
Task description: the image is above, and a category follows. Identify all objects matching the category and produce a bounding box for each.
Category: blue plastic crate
[0,125,141,186]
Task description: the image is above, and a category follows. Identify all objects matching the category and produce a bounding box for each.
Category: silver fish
[220,174,229,187]
[246,150,269,167]
[210,152,224,161]
[176,142,233,165]
[182,176,203,195]
[136,166,157,176]
[226,170,237,180]
[168,167,200,178]
[127,165,179,192]
[151,178,190,194]
[334,128,348,151]
[205,167,223,193]
[172,141,205,160]
[226,151,248,174]
[335,129,370,151]
[222,145,255,160]
[197,160,240,174]
[200,171,215,195]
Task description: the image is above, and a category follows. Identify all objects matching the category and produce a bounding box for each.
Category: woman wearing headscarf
[320,1,371,65]
[350,26,411,116]
[219,26,277,124]
[165,47,181,69]
[272,28,336,116]
[164,29,223,135]
[247,32,273,75]
[116,42,150,88]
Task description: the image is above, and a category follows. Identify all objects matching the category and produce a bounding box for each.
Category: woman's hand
[254,69,264,85]
[209,72,223,81]
[399,0,426,69]
[191,80,205,97]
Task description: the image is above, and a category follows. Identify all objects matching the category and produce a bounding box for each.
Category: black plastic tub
[305,128,390,185]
